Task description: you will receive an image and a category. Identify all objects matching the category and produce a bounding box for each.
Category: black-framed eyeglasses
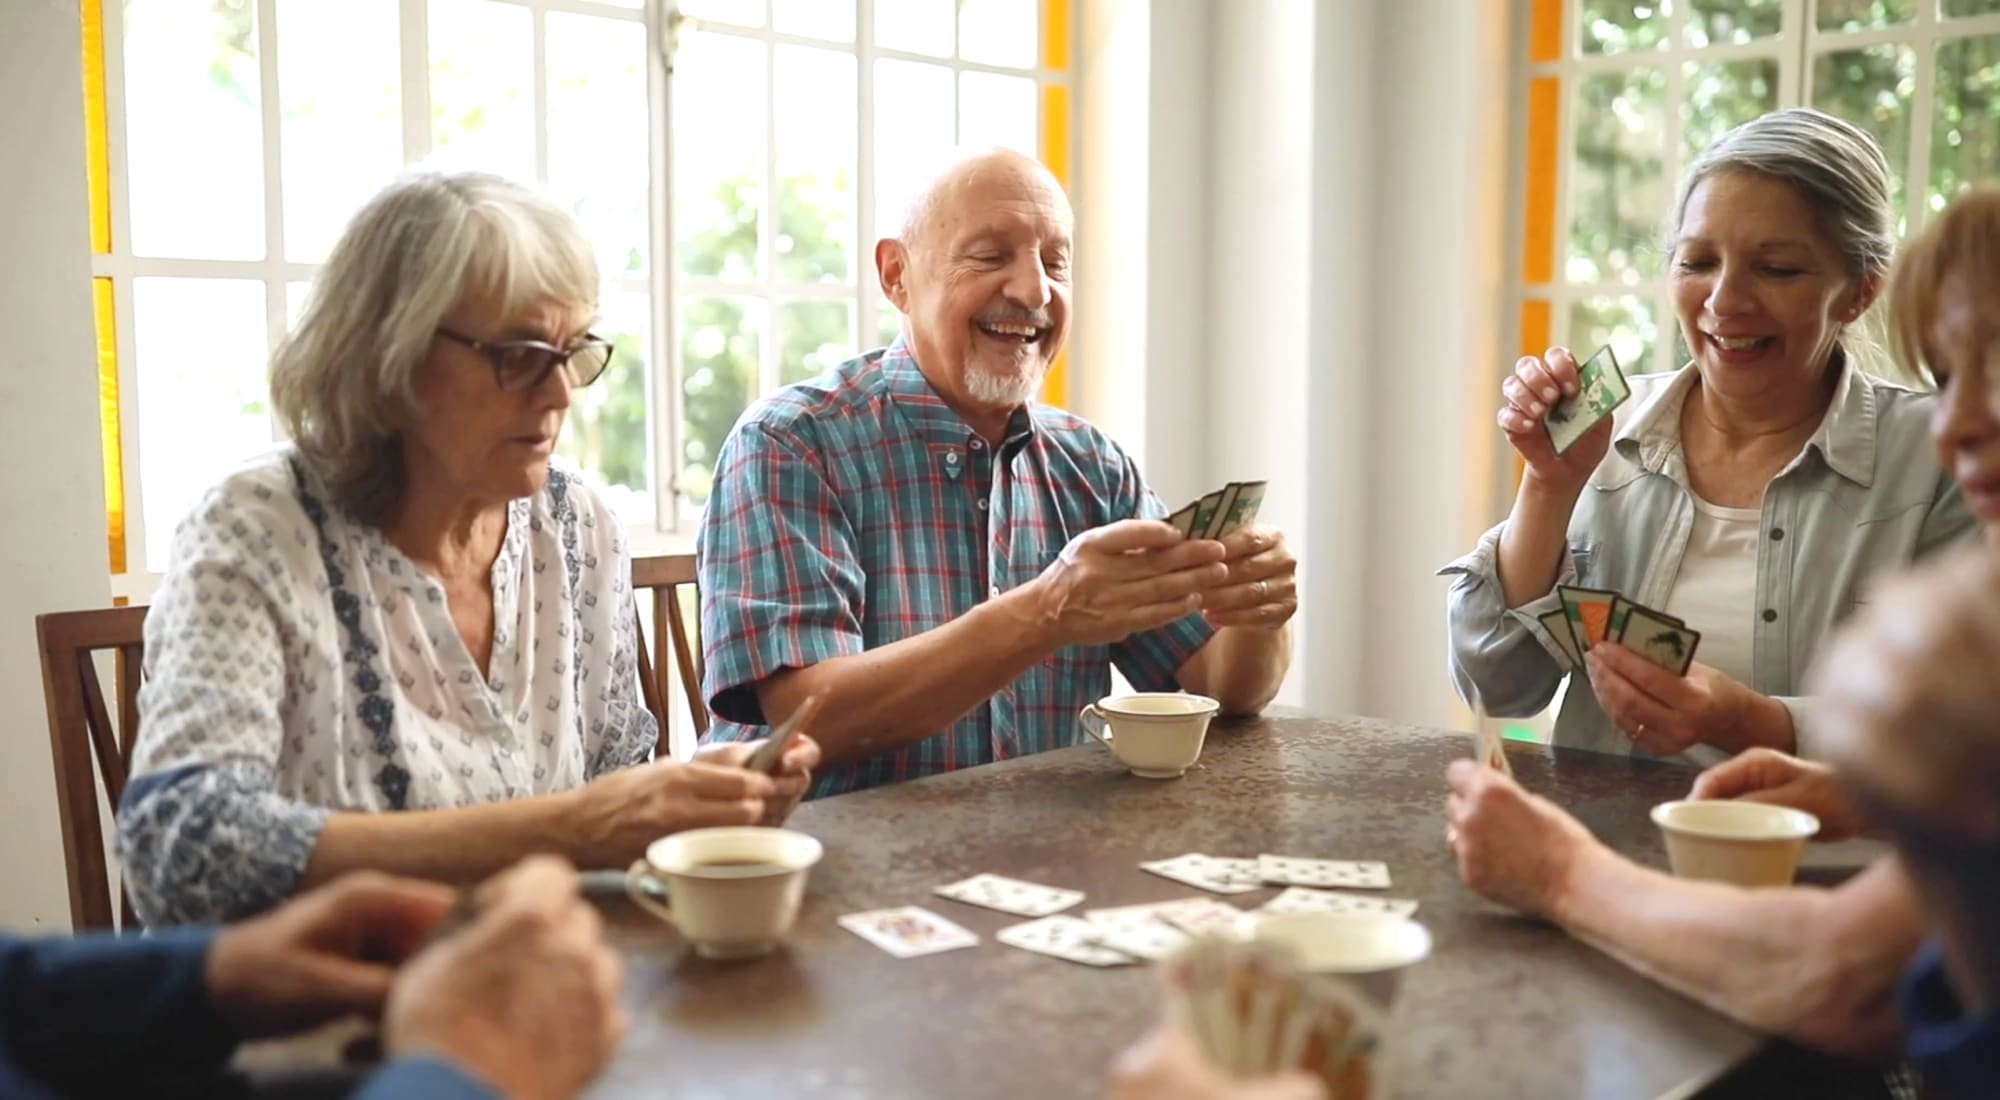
[436,327,616,392]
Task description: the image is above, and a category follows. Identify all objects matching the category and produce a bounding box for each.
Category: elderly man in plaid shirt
[696,148,1298,796]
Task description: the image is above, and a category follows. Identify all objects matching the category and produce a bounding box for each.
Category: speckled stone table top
[589,713,1763,1100]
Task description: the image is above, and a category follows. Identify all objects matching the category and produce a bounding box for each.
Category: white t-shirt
[1662,493,1761,766]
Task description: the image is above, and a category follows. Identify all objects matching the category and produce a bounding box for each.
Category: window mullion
[761,33,779,397]
[857,0,879,349]
[401,0,433,163]
[257,0,288,442]
[1906,2,1937,233]
[533,6,551,188]
[649,0,681,533]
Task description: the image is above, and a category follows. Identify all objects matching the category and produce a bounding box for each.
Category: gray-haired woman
[1444,108,1974,765]
[117,172,818,926]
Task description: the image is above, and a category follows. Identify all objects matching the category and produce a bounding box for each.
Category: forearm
[755,590,1064,767]
[302,792,593,887]
[1552,851,1918,1056]
[1496,475,1583,608]
[1178,626,1292,715]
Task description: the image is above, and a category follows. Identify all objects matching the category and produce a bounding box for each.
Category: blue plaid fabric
[697,339,1215,796]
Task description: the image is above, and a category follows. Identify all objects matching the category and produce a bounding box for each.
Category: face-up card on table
[1545,344,1630,456]
[1141,853,1263,895]
[838,906,979,958]
[933,873,1083,917]
[1257,887,1418,919]
[1257,855,1391,890]
[1557,585,1619,649]
[1152,897,1255,939]
[1615,606,1702,676]
[1086,918,1192,961]
[996,915,1137,966]
[1537,608,1584,667]
[1212,480,1267,539]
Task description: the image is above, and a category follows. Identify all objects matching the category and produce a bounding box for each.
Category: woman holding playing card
[1444,108,1973,766]
[1443,187,2000,1070]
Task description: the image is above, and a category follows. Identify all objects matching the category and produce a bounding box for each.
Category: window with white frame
[1512,0,2000,383]
[88,0,1072,601]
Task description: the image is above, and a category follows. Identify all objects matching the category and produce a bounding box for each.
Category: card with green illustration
[1546,345,1630,456]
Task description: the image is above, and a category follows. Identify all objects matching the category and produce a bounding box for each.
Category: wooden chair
[35,605,149,931]
[632,553,708,740]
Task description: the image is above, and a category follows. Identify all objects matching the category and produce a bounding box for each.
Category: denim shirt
[1441,361,1974,763]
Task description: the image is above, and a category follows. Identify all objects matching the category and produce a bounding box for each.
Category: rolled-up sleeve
[116,486,328,926]
[1438,521,1577,717]
[697,422,868,731]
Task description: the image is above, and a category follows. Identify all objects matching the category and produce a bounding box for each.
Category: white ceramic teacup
[1253,911,1433,1005]
[1077,692,1220,778]
[625,826,823,959]
[1650,800,1820,887]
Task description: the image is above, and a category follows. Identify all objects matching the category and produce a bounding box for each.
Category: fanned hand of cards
[1161,936,1383,1098]
[1547,585,1701,675]
[1167,481,1268,540]
[1544,345,1631,456]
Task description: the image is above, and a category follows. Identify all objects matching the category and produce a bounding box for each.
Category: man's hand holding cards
[1165,481,1298,630]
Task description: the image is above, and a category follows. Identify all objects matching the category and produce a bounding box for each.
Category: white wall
[0,1,117,931]
[1077,0,1513,729]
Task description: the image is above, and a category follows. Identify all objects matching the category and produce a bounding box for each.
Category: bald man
[695,149,1298,795]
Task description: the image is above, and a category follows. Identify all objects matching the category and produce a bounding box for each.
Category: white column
[0,3,117,930]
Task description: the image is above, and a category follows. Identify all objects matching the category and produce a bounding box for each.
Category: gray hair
[271,171,599,524]
[1669,108,1899,376]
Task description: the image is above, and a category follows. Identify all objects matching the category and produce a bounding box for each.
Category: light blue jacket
[1442,361,1974,763]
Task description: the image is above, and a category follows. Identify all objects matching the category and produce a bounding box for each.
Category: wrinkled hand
[1498,346,1613,494]
[1107,1026,1326,1100]
[1030,519,1229,646]
[385,857,624,1100]
[568,755,782,866]
[204,871,457,1040]
[1807,545,2000,836]
[694,735,821,825]
[1444,760,1602,919]
[1586,645,1790,757]
[1199,526,1298,631]
[1689,748,1862,841]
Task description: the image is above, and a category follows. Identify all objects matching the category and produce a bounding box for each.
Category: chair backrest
[631,553,708,743]
[35,605,149,930]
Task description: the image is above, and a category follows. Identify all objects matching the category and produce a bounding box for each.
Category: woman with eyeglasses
[117,172,819,926]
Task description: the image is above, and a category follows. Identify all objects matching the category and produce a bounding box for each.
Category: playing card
[1203,483,1245,540]
[1212,480,1267,539]
[1187,490,1227,543]
[933,873,1083,917]
[1472,718,1515,778]
[1545,344,1629,455]
[1607,596,1684,643]
[1166,502,1200,538]
[996,915,1137,966]
[1141,853,1263,895]
[1557,585,1619,649]
[746,694,820,774]
[1537,608,1584,667]
[1153,897,1254,938]
[837,906,979,958]
[1257,886,1418,919]
[1256,855,1391,890]
[1616,605,1702,676]
[1086,918,1192,961]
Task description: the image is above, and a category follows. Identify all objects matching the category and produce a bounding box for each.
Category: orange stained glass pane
[81,0,111,253]
[94,278,126,574]
[1042,0,1070,70]
[1530,0,1564,63]
[1040,80,1070,406]
[1524,76,1559,285]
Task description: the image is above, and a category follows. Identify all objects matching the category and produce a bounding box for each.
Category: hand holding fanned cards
[1554,585,1702,675]
[1544,345,1630,456]
[1161,936,1385,1097]
[1167,481,1268,539]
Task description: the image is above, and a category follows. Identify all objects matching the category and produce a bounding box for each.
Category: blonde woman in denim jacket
[1444,108,1974,766]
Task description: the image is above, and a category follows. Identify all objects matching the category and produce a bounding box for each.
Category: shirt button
[1761,608,1778,623]
[990,584,1001,598]
[970,439,985,450]
[1770,527,1784,541]
[944,452,960,465]
[977,499,989,511]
